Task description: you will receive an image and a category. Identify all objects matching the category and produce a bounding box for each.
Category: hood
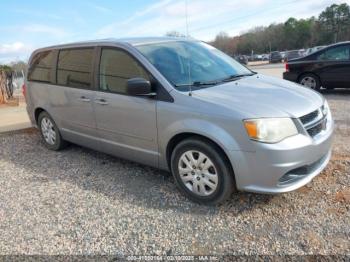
[193,74,324,118]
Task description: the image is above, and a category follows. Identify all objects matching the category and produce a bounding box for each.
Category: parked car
[303,48,312,56]
[262,54,270,61]
[251,54,263,61]
[283,41,350,90]
[304,46,326,56]
[234,55,248,65]
[284,50,302,62]
[280,51,287,60]
[299,49,306,56]
[25,38,334,204]
[269,51,282,63]
[256,54,263,61]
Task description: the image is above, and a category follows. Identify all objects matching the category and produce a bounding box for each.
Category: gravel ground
[0,91,349,257]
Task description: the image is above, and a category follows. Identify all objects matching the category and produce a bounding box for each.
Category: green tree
[319,3,350,43]
[211,2,350,55]
[283,17,299,49]
[0,65,12,72]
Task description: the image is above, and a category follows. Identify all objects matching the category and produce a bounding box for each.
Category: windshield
[136,41,253,91]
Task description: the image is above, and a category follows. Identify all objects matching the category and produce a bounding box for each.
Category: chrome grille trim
[300,110,319,125]
[300,106,327,138]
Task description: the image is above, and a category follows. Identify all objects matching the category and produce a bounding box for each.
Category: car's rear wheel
[171,137,235,205]
[299,73,321,91]
[38,111,67,151]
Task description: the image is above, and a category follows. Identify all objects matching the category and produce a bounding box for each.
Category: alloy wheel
[300,76,317,89]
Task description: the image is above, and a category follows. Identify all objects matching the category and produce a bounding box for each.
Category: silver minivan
[25,37,334,204]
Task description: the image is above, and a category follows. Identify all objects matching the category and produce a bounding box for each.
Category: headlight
[243,118,298,143]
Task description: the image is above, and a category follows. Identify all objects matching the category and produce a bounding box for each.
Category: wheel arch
[34,107,47,124]
[298,72,322,86]
[165,132,235,180]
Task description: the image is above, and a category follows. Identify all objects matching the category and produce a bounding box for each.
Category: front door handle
[79,96,90,102]
[95,98,109,105]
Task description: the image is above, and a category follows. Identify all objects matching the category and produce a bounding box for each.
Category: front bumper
[229,112,334,194]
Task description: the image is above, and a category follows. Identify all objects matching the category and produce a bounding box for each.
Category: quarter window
[57,48,94,89]
[99,48,149,94]
[28,51,54,83]
[317,45,350,61]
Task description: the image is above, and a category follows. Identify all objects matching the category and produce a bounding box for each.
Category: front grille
[307,121,325,137]
[300,110,319,125]
[299,107,327,138]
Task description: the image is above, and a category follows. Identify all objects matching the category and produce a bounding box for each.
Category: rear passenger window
[99,48,149,94]
[28,51,54,83]
[317,45,350,61]
[57,48,93,89]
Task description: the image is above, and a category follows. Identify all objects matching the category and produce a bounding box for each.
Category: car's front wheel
[299,73,321,91]
[38,111,67,151]
[171,137,235,204]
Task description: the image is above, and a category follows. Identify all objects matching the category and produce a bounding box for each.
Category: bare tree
[165,31,186,37]
[10,60,28,77]
[0,71,7,104]
[211,32,237,56]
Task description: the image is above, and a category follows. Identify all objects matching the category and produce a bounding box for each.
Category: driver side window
[99,48,149,94]
[317,45,350,61]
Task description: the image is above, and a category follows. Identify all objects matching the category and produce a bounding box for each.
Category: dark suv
[269,51,282,63]
[234,55,248,65]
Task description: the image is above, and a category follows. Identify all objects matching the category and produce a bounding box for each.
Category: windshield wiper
[174,80,219,87]
[221,73,256,82]
[174,73,256,87]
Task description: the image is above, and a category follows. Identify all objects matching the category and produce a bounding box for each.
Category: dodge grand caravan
[25,37,334,204]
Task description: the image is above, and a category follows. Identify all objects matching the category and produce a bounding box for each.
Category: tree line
[0,61,27,76]
[210,3,350,55]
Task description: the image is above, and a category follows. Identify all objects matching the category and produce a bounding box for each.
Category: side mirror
[126,78,155,97]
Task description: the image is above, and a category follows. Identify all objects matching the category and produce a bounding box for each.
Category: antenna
[185,0,192,96]
[185,0,189,37]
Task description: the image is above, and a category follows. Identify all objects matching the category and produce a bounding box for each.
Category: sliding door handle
[79,96,90,102]
[95,98,109,105]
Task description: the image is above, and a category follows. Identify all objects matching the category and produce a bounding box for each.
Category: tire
[38,111,67,151]
[170,137,235,205]
[299,73,321,91]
